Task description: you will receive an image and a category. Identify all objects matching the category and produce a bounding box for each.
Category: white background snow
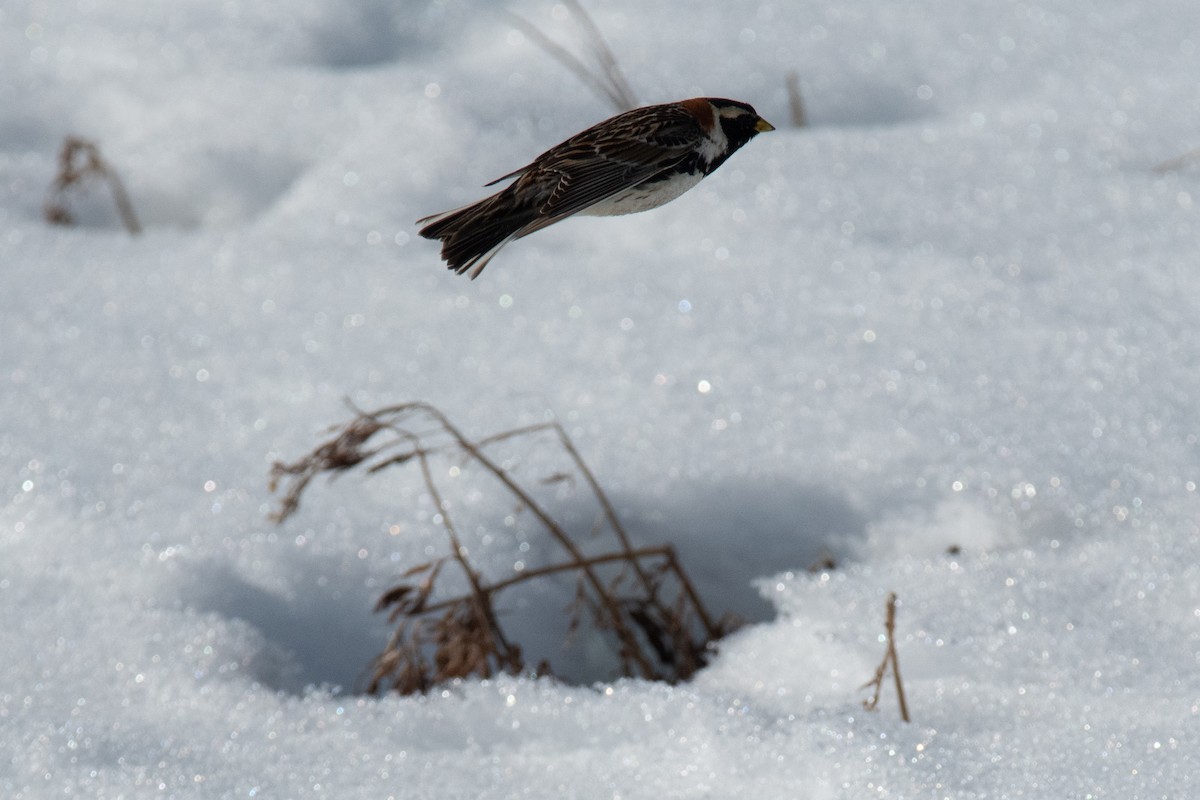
[3,0,1199,797]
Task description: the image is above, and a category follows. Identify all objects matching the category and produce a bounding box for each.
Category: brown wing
[495,103,706,235]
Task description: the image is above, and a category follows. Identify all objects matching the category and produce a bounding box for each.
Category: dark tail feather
[418,192,538,279]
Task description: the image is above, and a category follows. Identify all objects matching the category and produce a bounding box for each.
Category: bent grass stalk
[503,0,636,113]
[44,136,142,235]
[860,591,911,723]
[270,401,733,694]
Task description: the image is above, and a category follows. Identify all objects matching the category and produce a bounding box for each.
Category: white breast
[580,170,707,217]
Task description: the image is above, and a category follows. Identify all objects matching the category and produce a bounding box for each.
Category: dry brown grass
[785,71,808,128]
[44,136,141,235]
[270,401,736,694]
[860,591,911,722]
[504,0,637,113]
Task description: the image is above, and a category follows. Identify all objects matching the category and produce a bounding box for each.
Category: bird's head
[707,98,775,148]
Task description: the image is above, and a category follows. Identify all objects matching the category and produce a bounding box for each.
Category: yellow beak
[755,117,776,133]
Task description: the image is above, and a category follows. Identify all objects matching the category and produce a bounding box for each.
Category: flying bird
[417,98,774,279]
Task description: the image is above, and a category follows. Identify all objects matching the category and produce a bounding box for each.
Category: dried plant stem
[401,424,521,671]
[412,545,673,617]
[44,136,142,235]
[269,400,732,692]
[504,1,636,112]
[666,547,720,638]
[785,71,807,128]
[514,421,722,638]
[396,403,658,678]
[475,420,681,633]
[860,592,911,723]
[563,0,637,110]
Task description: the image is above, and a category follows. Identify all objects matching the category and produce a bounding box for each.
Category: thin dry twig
[860,591,911,723]
[564,0,637,109]
[410,545,671,618]
[269,401,733,694]
[785,70,807,128]
[44,136,142,235]
[504,0,636,112]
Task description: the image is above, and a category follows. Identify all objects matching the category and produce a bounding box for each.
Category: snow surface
[3,0,1200,797]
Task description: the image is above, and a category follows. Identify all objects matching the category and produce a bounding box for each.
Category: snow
[2,0,1199,797]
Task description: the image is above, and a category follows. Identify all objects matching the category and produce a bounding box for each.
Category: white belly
[580,171,705,217]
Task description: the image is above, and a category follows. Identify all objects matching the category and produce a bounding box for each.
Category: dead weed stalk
[785,70,807,127]
[44,136,142,235]
[270,401,734,694]
[504,0,637,113]
[860,591,911,722]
